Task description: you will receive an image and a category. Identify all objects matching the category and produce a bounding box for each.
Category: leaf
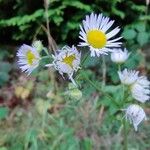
[0,72,9,86]
[0,9,44,27]
[137,32,149,46]
[62,0,91,11]
[0,107,9,120]
[81,138,93,150]
[112,7,125,19]
[0,147,7,150]
[134,22,146,32]
[131,4,146,12]
[0,62,11,72]
[122,29,136,40]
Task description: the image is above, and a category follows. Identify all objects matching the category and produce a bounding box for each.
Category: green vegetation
[0,0,150,150]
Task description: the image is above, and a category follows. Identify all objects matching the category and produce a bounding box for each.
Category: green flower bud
[32,40,43,53]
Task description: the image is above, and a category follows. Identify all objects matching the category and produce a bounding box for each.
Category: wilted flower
[79,13,122,57]
[118,69,139,85]
[131,76,150,103]
[17,44,40,75]
[111,48,130,64]
[125,104,147,131]
[118,69,150,103]
[46,45,81,85]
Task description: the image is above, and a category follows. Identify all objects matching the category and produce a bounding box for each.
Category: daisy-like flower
[79,13,122,57]
[17,44,40,75]
[46,45,81,85]
[118,69,139,85]
[125,104,147,131]
[111,48,130,64]
[131,76,150,103]
[118,69,150,103]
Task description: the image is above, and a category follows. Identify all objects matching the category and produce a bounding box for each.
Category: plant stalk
[102,55,106,86]
[44,0,57,53]
[123,119,128,150]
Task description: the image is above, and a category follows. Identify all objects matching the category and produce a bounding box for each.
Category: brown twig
[44,0,57,53]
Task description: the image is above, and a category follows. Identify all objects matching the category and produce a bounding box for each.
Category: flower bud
[111,48,130,64]
[32,40,43,53]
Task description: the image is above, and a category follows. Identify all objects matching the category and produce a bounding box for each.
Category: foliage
[0,0,150,47]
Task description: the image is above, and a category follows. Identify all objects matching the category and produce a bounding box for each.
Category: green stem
[123,118,128,150]
[118,64,121,72]
[102,55,106,86]
[43,47,51,56]
[82,72,120,107]
[81,51,90,66]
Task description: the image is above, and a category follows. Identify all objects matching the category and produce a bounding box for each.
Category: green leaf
[62,1,91,11]
[0,72,9,86]
[112,8,125,19]
[81,138,93,150]
[137,32,149,46]
[134,22,146,32]
[122,29,136,40]
[0,62,11,72]
[0,107,9,120]
[0,147,7,150]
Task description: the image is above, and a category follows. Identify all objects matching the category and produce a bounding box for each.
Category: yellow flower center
[63,54,76,68]
[87,30,107,48]
[26,51,36,65]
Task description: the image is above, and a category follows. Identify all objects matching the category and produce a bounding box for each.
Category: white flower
[118,69,139,85]
[46,45,81,85]
[79,13,122,57]
[17,44,40,75]
[131,76,150,103]
[125,104,147,131]
[111,48,130,64]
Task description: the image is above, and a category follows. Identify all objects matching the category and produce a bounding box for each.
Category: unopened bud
[32,40,43,52]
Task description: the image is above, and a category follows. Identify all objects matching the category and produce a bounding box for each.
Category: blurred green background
[0,0,150,150]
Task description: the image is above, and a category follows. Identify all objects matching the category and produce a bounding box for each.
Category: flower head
[131,76,150,103]
[111,48,130,64]
[17,44,40,75]
[79,13,122,57]
[118,69,139,85]
[125,104,147,131]
[46,45,81,85]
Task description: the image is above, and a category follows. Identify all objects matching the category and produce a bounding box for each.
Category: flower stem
[123,118,128,150]
[118,64,121,72]
[41,55,52,59]
[102,55,106,86]
[81,51,90,66]
[82,71,120,107]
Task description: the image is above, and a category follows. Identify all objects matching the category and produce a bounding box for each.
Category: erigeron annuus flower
[111,48,130,64]
[46,45,81,85]
[118,69,139,85]
[118,69,150,103]
[131,76,150,103]
[17,44,40,75]
[79,13,122,57]
[125,104,147,131]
